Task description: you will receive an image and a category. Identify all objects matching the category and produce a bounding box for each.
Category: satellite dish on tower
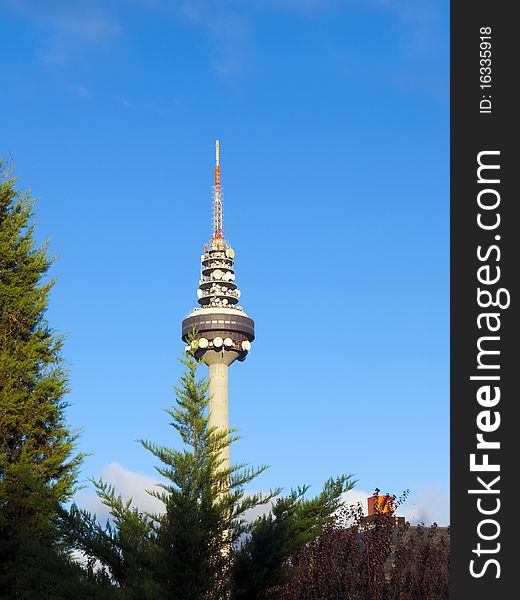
[226,248,235,259]
[213,337,223,348]
[213,270,223,280]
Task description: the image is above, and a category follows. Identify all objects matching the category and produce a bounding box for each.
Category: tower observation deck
[181,140,254,471]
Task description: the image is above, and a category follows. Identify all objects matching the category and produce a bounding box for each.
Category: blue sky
[1,0,449,522]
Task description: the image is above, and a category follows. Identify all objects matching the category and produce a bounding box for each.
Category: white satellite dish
[213,270,223,280]
[236,290,241,298]
[213,337,223,348]
[197,289,203,299]
[224,338,233,347]
[226,248,235,259]
[231,274,235,280]
[241,340,251,351]
[222,299,228,305]
[198,337,208,349]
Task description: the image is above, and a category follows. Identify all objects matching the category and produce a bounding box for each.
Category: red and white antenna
[213,139,223,239]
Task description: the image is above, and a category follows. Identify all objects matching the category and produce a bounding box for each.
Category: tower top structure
[182,140,254,355]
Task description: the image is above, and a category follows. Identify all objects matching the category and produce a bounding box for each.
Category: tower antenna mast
[213,139,223,239]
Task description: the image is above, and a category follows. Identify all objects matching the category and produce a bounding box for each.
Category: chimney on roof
[367,495,395,516]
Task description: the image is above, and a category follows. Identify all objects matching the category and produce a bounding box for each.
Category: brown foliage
[273,495,450,600]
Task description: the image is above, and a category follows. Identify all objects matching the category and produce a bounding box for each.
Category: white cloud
[69,83,92,97]
[76,465,278,525]
[159,1,252,81]
[0,1,121,66]
[75,463,449,529]
[114,95,173,114]
[340,488,371,513]
[372,0,443,56]
[40,13,121,65]
[75,462,165,522]
[242,495,275,523]
[398,486,450,525]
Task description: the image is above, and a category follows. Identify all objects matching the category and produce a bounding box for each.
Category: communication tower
[181,141,255,471]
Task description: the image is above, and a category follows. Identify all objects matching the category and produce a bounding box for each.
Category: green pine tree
[0,161,83,595]
[142,350,278,599]
[232,477,355,599]
[60,489,160,599]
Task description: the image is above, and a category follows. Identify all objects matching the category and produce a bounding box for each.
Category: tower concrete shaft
[208,363,229,469]
[205,352,235,472]
[182,140,254,476]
